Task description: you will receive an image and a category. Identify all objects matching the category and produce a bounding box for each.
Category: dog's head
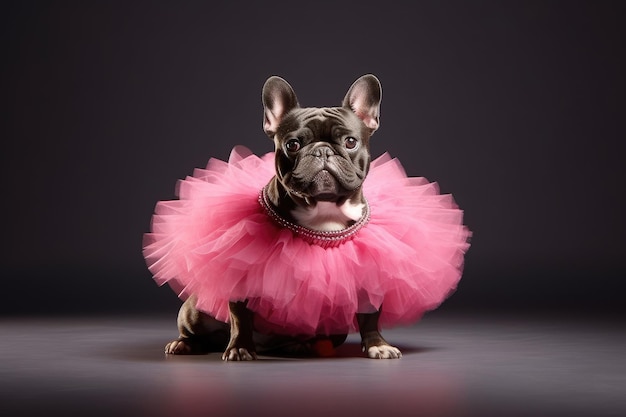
[262,75,382,229]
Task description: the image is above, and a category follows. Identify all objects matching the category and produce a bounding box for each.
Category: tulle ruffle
[143,146,470,336]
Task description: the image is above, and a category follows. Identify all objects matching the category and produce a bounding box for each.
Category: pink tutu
[143,146,471,336]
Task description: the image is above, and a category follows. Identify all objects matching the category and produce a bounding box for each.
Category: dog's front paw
[165,338,192,355]
[222,346,258,361]
[360,329,402,359]
[365,344,402,359]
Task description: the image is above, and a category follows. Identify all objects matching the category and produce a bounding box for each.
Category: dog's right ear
[262,76,299,137]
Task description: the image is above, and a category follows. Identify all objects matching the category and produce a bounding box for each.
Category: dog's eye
[345,137,358,150]
[285,138,301,152]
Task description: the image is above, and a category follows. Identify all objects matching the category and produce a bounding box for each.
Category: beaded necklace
[258,185,370,248]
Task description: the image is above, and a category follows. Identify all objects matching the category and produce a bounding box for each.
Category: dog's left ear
[342,74,382,133]
[262,76,300,137]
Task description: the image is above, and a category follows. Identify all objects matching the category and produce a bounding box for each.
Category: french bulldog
[164,74,402,360]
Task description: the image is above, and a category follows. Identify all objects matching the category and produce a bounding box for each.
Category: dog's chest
[291,200,365,232]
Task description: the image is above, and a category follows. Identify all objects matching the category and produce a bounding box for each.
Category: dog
[163,75,403,360]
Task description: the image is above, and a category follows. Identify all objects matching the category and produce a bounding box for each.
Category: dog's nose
[313,146,334,159]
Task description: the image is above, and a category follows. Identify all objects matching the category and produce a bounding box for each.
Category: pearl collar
[258,186,370,248]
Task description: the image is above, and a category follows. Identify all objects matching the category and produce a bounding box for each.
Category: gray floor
[1,313,624,417]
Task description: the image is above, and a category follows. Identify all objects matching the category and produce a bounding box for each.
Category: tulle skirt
[143,146,471,336]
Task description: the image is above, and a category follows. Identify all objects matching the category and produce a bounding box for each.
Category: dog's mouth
[308,170,341,201]
[285,150,365,203]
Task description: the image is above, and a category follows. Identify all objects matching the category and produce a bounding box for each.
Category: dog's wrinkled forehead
[275,107,366,141]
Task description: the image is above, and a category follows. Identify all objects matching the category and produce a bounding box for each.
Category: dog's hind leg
[357,310,402,359]
[164,294,230,354]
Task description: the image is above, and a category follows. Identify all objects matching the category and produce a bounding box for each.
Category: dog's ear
[262,76,299,137]
[342,74,382,132]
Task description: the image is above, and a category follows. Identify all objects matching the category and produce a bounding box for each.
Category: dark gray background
[2,1,625,315]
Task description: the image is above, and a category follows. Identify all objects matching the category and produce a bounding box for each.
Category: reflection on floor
[1,312,624,417]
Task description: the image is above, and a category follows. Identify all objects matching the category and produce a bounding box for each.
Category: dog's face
[262,75,382,227]
[274,107,370,203]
